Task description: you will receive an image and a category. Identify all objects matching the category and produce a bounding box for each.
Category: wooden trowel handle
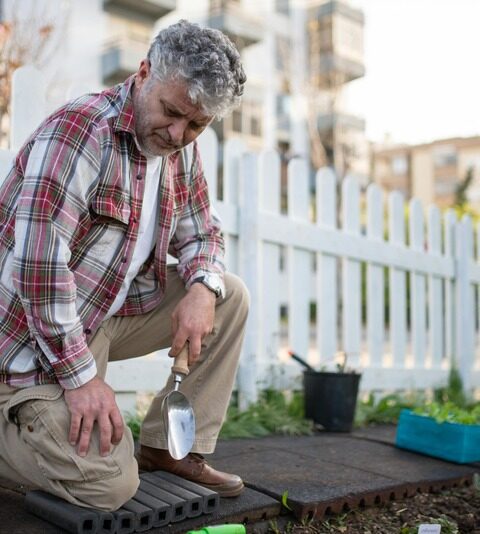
[171,345,190,376]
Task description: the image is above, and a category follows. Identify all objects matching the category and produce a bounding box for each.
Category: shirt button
[84,328,92,335]
[136,174,143,180]
[105,292,113,299]
[27,425,34,432]
[130,216,138,224]
[121,256,127,263]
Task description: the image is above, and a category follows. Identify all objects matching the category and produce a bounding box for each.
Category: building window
[275,0,289,15]
[433,145,457,168]
[250,115,261,137]
[434,178,456,196]
[232,109,242,132]
[391,155,408,176]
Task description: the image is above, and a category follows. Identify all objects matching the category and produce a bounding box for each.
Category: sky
[346,0,480,145]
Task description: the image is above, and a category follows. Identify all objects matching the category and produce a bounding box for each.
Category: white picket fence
[1,67,480,413]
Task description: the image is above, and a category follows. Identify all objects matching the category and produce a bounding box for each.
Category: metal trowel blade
[166,391,195,460]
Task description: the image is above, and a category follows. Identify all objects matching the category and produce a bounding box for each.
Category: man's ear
[135,59,151,88]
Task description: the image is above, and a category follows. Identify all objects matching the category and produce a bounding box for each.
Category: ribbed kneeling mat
[25,470,220,533]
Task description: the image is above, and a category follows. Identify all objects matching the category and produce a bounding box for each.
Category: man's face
[132,60,213,157]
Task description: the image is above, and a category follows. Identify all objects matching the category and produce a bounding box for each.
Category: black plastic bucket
[303,371,361,432]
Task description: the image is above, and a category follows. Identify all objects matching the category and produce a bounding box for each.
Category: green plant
[281,490,292,511]
[268,519,281,534]
[219,389,313,439]
[355,392,424,426]
[413,402,480,425]
[125,412,143,440]
[433,366,467,407]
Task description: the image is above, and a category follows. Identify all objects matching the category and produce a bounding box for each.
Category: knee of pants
[224,273,250,320]
[74,456,140,512]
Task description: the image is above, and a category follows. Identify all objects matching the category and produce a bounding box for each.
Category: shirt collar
[111,75,137,136]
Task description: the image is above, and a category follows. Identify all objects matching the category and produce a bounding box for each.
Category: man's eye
[163,103,178,116]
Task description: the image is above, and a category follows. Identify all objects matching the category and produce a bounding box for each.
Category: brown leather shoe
[136,445,244,498]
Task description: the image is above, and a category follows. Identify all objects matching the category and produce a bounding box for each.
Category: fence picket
[342,176,361,369]
[428,206,443,368]
[316,168,338,367]
[237,152,260,407]
[221,138,245,274]
[444,210,456,362]
[197,127,218,202]
[389,191,407,369]
[455,217,475,389]
[409,199,427,369]
[477,222,480,361]
[259,150,282,375]
[288,158,311,364]
[366,183,384,368]
[10,66,46,151]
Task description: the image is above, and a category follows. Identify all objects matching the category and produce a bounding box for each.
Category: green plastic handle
[186,525,246,534]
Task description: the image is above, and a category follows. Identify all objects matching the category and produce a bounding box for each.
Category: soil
[269,485,480,534]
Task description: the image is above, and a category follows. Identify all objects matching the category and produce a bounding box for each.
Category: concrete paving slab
[209,434,478,519]
[352,424,397,444]
[252,435,477,483]
[210,442,403,518]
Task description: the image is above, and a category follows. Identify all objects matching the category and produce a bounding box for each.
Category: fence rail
[1,67,479,414]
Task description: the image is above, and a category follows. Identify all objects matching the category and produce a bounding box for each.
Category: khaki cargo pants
[0,268,249,511]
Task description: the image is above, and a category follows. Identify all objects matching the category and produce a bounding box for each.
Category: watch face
[204,277,221,297]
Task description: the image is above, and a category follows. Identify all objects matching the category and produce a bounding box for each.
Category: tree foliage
[0,0,69,146]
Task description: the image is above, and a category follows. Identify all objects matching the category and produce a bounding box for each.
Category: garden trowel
[161,345,195,459]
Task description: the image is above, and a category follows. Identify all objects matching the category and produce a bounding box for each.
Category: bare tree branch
[0,0,70,147]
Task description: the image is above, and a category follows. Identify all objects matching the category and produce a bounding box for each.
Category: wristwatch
[191,275,223,298]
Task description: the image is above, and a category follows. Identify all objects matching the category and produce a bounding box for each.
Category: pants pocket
[6,385,128,484]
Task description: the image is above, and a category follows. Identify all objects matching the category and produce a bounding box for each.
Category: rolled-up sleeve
[168,142,226,297]
[12,113,100,389]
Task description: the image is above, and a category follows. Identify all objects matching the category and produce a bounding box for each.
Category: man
[0,20,249,511]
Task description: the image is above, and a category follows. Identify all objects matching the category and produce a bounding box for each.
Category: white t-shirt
[105,155,163,319]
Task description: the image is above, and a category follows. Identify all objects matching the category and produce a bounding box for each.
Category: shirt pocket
[90,193,131,225]
[88,194,131,250]
[4,385,123,484]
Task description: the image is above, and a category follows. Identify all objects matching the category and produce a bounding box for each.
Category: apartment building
[372,136,480,209]
[1,0,367,183]
[306,0,367,181]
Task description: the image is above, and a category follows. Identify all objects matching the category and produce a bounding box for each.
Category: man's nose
[168,119,188,145]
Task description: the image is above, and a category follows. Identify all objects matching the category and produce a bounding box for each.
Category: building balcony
[311,52,365,87]
[317,112,365,133]
[308,0,365,87]
[208,0,264,50]
[103,0,176,21]
[102,34,150,85]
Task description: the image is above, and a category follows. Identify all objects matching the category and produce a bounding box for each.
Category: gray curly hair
[147,19,246,120]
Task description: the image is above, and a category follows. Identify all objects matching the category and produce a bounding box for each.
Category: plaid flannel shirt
[0,76,225,390]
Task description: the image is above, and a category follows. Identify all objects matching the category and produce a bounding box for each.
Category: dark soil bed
[268,484,480,533]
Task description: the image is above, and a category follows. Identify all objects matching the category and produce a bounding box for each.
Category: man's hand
[170,283,216,365]
[64,376,123,457]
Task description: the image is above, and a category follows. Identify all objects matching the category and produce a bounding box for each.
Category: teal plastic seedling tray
[396,409,480,464]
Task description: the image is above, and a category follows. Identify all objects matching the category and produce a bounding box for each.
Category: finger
[110,408,124,445]
[170,312,179,338]
[77,416,94,457]
[170,331,188,357]
[188,336,202,365]
[68,413,82,446]
[98,413,113,457]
